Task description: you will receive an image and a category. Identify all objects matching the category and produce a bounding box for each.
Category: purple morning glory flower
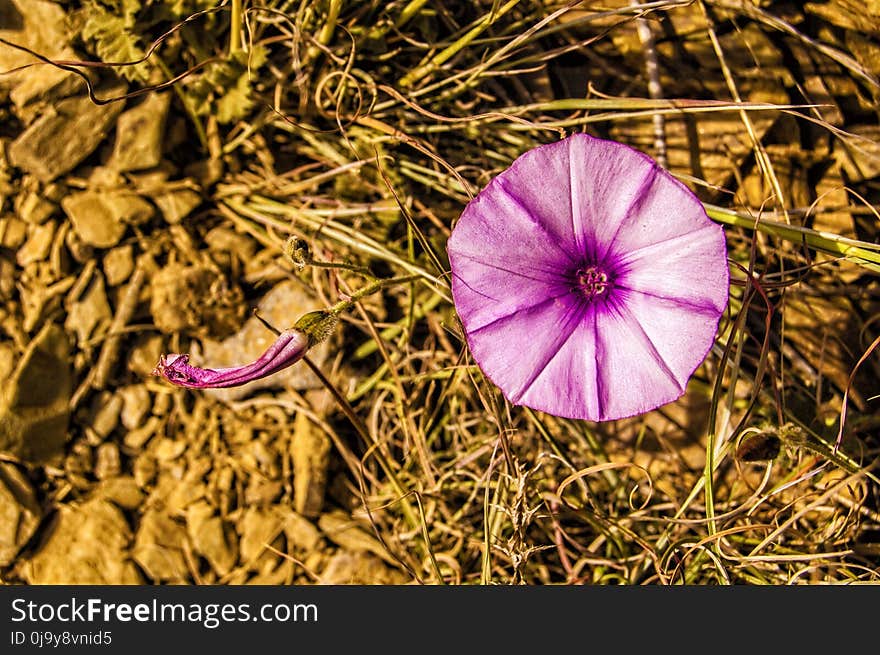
[447,133,729,422]
[152,327,310,388]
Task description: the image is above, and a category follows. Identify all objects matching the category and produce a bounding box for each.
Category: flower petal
[516,305,601,420]
[463,293,585,406]
[153,328,309,389]
[448,172,578,332]
[491,138,584,257]
[614,288,723,390]
[449,253,572,334]
[599,149,721,257]
[593,300,685,420]
[567,134,661,262]
[615,224,729,313]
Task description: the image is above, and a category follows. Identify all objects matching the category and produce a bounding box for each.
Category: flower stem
[229,0,243,55]
[705,203,880,273]
[327,274,423,317]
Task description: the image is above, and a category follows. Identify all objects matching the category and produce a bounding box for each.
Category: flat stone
[94,442,121,479]
[186,500,238,576]
[15,220,55,267]
[0,1,68,85]
[123,415,162,450]
[318,510,398,565]
[93,476,144,510]
[21,498,142,584]
[0,216,27,249]
[282,511,322,553]
[102,244,134,286]
[64,268,111,345]
[0,322,71,463]
[132,509,189,582]
[15,188,57,225]
[9,47,90,120]
[88,390,122,439]
[8,82,126,182]
[319,551,408,585]
[0,462,41,566]
[61,190,154,248]
[153,188,203,224]
[238,506,283,564]
[292,410,330,518]
[108,92,171,172]
[119,384,150,431]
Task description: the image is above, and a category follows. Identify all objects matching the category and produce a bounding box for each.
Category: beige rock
[15,220,55,267]
[292,410,330,518]
[9,47,89,120]
[204,226,257,261]
[0,261,12,302]
[133,509,189,582]
[149,263,246,338]
[102,244,134,286]
[243,477,282,506]
[186,501,238,576]
[318,510,398,565]
[88,390,122,439]
[238,506,283,564]
[8,84,126,182]
[94,476,144,510]
[0,322,71,463]
[119,384,151,430]
[127,334,164,378]
[132,454,157,488]
[153,437,186,462]
[123,415,162,450]
[0,342,14,381]
[0,216,27,249]
[22,498,142,584]
[0,462,41,566]
[161,458,209,514]
[153,188,203,224]
[95,442,121,480]
[248,558,294,585]
[61,190,155,248]
[282,511,322,553]
[0,1,68,85]
[64,268,111,346]
[108,92,171,172]
[15,189,57,225]
[319,551,408,585]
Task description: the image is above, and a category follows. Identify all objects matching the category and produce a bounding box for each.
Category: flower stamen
[575,265,609,299]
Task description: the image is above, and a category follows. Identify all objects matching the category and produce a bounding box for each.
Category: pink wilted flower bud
[447,133,730,422]
[152,327,310,389]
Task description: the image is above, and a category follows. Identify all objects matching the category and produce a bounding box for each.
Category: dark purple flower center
[574,264,610,300]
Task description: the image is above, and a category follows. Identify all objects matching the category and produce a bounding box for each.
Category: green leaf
[185,46,269,124]
[80,1,150,82]
[214,73,254,124]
